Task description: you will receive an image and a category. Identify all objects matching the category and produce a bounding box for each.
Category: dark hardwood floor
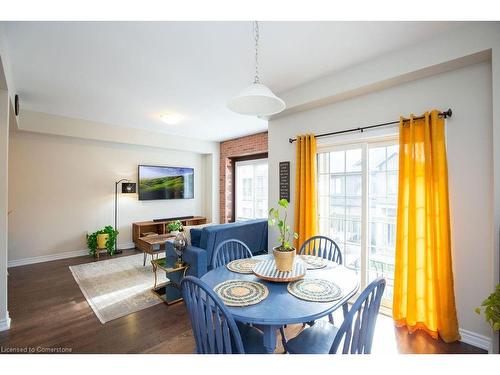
[0,250,486,354]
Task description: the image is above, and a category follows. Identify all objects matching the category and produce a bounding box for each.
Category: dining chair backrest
[330,277,386,354]
[181,276,245,354]
[211,239,253,269]
[299,235,342,264]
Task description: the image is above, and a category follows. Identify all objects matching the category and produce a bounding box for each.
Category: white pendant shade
[227,83,286,116]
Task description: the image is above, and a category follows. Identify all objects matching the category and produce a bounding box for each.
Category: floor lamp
[115,179,136,254]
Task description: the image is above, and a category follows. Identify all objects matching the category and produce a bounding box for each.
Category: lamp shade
[121,182,136,193]
[227,83,286,116]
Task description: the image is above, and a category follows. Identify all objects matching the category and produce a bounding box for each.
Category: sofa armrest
[183,245,208,278]
[165,241,207,278]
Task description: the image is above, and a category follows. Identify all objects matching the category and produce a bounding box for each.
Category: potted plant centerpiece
[269,199,299,272]
[87,225,119,257]
[167,220,183,236]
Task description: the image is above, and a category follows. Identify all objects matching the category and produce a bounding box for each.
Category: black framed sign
[279,161,290,202]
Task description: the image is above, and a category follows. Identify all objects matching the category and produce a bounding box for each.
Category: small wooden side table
[151,257,190,305]
[137,233,175,266]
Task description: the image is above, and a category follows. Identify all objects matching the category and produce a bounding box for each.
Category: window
[368,144,398,303]
[235,159,268,221]
[317,139,398,307]
[318,148,363,275]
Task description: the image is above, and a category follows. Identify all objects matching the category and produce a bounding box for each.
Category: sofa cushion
[190,228,202,247]
[182,223,215,246]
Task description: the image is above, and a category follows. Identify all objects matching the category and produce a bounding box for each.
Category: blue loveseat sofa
[166,219,268,278]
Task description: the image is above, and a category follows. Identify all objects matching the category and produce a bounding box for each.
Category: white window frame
[317,135,398,309]
[234,158,269,222]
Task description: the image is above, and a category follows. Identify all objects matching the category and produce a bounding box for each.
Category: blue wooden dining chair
[181,276,267,354]
[299,235,342,264]
[285,278,386,354]
[298,235,343,328]
[281,236,343,349]
[211,239,253,269]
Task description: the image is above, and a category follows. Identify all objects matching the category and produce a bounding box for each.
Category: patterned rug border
[69,253,165,324]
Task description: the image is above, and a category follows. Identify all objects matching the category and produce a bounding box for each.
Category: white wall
[8,128,214,264]
[0,89,10,331]
[202,152,219,224]
[0,28,15,331]
[18,110,218,155]
[269,62,493,346]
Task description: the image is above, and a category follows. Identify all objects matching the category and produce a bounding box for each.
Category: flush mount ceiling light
[159,112,184,125]
[227,21,286,117]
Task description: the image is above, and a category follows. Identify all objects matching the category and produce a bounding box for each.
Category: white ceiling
[3,21,464,141]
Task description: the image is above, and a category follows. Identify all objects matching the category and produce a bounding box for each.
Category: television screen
[138,165,194,200]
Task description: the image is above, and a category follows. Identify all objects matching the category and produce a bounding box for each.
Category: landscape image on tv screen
[138,165,194,200]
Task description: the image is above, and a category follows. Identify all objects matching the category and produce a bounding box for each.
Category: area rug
[69,253,168,324]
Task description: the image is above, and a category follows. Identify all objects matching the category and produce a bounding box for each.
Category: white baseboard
[459,328,492,352]
[118,242,135,250]
[8,249,89,267]
[7,242,136,268]
[0,311,11,332]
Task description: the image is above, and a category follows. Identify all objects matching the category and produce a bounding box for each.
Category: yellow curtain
[393,110,460,343]
[293,134,318,251]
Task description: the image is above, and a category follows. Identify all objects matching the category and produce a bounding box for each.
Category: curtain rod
[288,108,453,144]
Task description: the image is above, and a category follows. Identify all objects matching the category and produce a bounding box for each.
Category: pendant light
[227,21,286,117]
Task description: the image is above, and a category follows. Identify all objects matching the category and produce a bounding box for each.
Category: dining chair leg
[143,252,147,266]
[342,302,349,318]
[279,326,288,353]
[328,313,334,324]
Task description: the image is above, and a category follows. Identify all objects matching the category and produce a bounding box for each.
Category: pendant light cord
[253,21,260,84]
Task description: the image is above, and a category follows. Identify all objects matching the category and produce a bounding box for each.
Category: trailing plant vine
[87,225,119,256]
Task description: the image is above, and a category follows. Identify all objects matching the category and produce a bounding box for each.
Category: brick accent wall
[219,132,268,223]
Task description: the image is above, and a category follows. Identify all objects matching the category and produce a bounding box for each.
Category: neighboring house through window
[317,138,398,307]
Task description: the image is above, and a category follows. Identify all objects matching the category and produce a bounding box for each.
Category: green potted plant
[87,225,119,257]
[268,199,299,272]
[167,220,183,236]
[475,284,500,333]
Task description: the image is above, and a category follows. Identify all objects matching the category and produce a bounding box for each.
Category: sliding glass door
[367,143,398,303]
[318,147,363,275]
[317,139,398,307]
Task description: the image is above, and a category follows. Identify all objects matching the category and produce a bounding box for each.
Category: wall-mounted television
[138,165,194,200]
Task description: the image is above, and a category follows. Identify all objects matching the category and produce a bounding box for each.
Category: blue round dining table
[200,254,359,354]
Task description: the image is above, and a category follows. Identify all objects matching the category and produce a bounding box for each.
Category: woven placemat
[214,279,269,307]
[299,255,328,270]
[287,278,342,302]
[226,258,262,274]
